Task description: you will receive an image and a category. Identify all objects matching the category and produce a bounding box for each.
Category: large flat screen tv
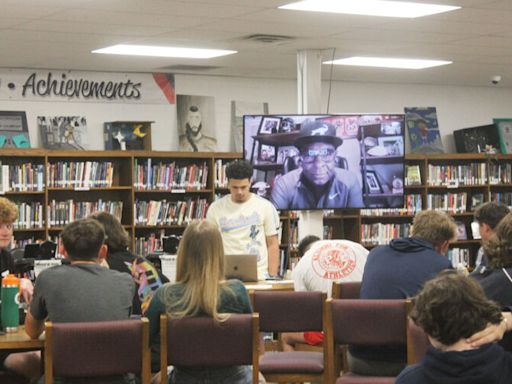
[243,114,405,210]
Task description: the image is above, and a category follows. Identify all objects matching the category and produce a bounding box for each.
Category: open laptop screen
[224,254,258,282]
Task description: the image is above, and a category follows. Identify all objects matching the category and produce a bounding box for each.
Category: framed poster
[0,111,30,148]
[494,118,512,154]
[404,107,444,154]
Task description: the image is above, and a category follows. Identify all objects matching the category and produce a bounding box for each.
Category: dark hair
[297,235,320,257]
[89,212,130,253]
[474,202,510,229]
[411,270,502,346]
[189,105,199,113]
[61,219,106,261]
[484,213,512,268]
[226,160,253,181]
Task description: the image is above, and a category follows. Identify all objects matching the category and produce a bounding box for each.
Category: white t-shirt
[292,240,369,297]
[206,193,280,280]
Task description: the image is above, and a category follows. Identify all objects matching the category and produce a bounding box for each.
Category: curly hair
[0,197,18,223]
[483,213,512,268]
[411,270,502,346]
[225,160,253,181]
[411,211,457,248]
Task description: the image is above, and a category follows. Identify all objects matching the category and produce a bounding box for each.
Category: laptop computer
[224,254,258,282]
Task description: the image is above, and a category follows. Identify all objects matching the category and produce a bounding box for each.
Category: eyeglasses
[301,148,336,163]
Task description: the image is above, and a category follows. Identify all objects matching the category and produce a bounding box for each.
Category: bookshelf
[5,150,506,269]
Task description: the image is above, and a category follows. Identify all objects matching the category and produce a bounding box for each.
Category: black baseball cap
[294,120,343,149]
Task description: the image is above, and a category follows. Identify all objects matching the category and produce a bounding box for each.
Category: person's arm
[467,311,512,347]
[24,311,44,339]
[266,234,279,276]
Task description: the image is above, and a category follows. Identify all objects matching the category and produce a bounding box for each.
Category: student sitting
[145,220,254,383]
[396,270,512,384]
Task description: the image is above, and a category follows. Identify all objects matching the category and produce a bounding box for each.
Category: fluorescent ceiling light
[324,57,452,69]
[92,44,237,59]
[279,0,460,18]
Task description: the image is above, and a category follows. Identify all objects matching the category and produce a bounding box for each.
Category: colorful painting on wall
[404,107,444,154]
[38,116,88,150]
[0,111,30,148]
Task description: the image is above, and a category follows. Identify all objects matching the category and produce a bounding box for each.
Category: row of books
[426,193,467,213]
[361,194,422,216]
[47,161,114,188]
[134,159,208,190]
[10,237,37,250]
[134,198,208,226]
[13,202,44,229]
[427,163,487,186]
[48,200,123,226]
[214,160,230,188]
[491,192,512,207]
[489,163,512,184]
[135,233,165,257]
[0,163,45,193]
[279,249,289,276]
[360,223,412,246]
[448,248,470,269]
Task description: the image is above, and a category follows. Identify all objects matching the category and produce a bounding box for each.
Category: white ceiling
[2,0,512,87]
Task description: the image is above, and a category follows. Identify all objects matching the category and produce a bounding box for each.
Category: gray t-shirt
[30,263,135,322]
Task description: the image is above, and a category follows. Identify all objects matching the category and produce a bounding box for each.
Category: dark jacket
[396,344,512,384]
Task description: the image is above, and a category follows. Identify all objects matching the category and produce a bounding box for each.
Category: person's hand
[467,313,511,347]
[20,278,34,304]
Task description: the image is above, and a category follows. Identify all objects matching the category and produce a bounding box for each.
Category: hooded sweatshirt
[396,344,512,384]
[350,237,452,363]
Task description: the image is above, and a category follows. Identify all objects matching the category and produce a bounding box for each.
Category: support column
[296,49,324,240]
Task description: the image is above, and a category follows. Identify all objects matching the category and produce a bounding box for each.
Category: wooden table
[244,280,294,291]
[0,327,44,350]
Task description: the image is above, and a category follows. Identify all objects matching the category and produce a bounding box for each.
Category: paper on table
[160,254,177,283]
[34,259,61,278]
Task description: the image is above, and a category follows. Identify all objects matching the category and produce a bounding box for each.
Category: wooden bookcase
[4,150,508,269]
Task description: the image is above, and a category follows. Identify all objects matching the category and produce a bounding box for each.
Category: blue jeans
[169,365,252,384]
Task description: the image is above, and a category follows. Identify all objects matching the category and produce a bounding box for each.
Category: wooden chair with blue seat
[44,318,151,384]
[251,290,327,383]
[406,317,431,364]
[324,298,412,384]
[160,312,260,384]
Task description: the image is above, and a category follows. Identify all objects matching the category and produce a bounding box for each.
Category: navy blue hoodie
[396,344,512,384]
[350,237,452,364]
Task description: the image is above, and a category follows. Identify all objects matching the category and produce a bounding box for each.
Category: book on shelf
[405,165,422,186]
[455,221,467,240]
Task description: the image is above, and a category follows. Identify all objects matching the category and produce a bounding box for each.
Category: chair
[283,155,348,173]
[324,298,411,384]
[44,318,151,384]
[331,281,361,299]
[160,313,260,384]
[252,290,327,383]
[406,318,431,364]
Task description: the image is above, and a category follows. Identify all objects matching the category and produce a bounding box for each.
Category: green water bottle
[1,274,20,333]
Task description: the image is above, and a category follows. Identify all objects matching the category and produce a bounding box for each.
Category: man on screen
[271,120,363,209]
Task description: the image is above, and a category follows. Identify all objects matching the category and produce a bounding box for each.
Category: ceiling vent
[242,34,295,44]
[157,64,221,71]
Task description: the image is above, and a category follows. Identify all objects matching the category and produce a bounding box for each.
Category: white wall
[2,70,512,153]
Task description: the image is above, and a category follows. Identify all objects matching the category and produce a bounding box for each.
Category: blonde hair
[163,220,229,321]
[411,211,457,248]
[0,197,17,223]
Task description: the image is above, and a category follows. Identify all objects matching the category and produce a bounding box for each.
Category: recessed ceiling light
[323,57,452,69]
[279,0,460,18]
[92,44,237,59]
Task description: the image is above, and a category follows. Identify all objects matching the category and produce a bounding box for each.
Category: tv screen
[243,114,405,210]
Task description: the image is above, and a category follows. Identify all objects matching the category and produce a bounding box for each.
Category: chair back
[331,281,361,299]
[44,318,150,384]
[252,290,325,332]
[160,313,260,384]
[407,318,431,364]
[329,299,409,345]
